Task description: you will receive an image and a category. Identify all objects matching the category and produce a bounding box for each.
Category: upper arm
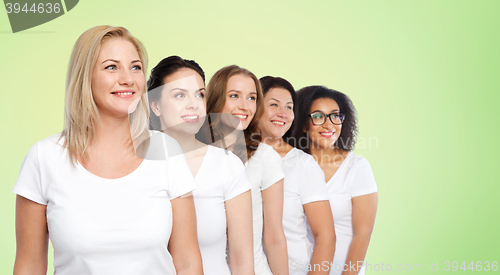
[225,191,254,266]
[168,195,202,272]
[351,192,378,237]
[14,195,48,275]
[303,200,335,238]
[262,179,284,234]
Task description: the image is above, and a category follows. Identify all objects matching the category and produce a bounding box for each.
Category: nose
[277,106,287,118]
[237,97,249,111]
[118,69,134,86]
[322,116,334,129]
[186,93,199,109]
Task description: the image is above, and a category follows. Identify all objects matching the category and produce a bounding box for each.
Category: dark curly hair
[292,86,358,153]
[147,55,205,130]
[259,76,297,143]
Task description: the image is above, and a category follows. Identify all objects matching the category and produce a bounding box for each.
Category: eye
[248,96,256,101]
[270,103,278,107]
[229,94,238,99]
[285,106,292,110]
[132,65,142,71]
[311,113,324,119]
[332,113,340,118]
[175,92,185,98]
[196,91,205,98]
[105,64,117,70]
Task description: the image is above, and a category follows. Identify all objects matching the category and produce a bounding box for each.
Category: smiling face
[150,68,206,135]
[259,87,294,140]
[91,38,145,118]
[221,74,257,130]
[307,97,342,150]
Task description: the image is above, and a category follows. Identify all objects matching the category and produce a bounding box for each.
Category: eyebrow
[269,98,293,104]
[169,88,189,93]
[101,59,142,64]
[311,109,339,113]
[169,88,206,93]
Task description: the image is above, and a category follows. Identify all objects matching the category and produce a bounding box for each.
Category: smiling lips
[111,90,135,98]
[181,114,200,123]
[232,113,249,121]
[319,131,335,138]
[271,120,285,127]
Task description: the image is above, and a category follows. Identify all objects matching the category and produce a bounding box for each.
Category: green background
[1,0,499,273]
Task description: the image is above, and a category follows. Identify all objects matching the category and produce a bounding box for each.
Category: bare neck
[261,133,293,158]
[310,146,347,166]
[164,129,205,156]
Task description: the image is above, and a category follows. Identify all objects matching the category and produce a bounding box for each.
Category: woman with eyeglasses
[293,86,378,275]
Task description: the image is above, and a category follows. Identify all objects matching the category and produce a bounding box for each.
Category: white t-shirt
[308,152,377,275]
[12,132,197,275]
[282,148,330,275]
[245,143,285,275]
[193,145,252,275]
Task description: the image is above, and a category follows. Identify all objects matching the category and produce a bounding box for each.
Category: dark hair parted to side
[292,86,358,153]
[259,76,297,143]
[147,55,205,130]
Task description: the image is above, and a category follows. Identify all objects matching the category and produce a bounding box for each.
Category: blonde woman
[200,65,288,275]
[13,26,203,275]
[147,56,254,275]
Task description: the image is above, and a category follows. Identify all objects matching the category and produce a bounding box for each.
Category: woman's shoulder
[344,152,372,170]
[207,145,243,164]
[30,133,65,152]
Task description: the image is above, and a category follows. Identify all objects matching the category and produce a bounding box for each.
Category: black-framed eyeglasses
[308,112,345,125]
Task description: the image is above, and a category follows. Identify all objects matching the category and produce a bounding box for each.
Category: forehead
[265,87,293,103]
[226,74,256,92]
[164,68,204,86]
[163,75,204,92]
[310,97,339,112]
[97,38,140,60]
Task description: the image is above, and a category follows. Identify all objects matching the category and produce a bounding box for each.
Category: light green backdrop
[1,0,499,274]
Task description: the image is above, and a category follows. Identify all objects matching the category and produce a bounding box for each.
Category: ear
[150,101,161,116]
[303,124,307,133]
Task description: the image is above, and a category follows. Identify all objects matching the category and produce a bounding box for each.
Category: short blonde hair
[61,25,149,164]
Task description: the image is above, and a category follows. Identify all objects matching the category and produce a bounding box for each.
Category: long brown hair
[200,65,264,161]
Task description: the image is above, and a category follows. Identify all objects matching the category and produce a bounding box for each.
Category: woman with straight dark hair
[258,76,336,275]
[201,65,288,275]
[148,56,254,275]
[293,86,378,275]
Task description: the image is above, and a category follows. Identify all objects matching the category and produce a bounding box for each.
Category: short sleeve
[224,153,252,201]
[299,156,330,205]
[161,134,197,199]
[261,145,285,190]
[349,158,378,197]
[12,143,48,205]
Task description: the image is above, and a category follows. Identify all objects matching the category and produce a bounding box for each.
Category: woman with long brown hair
[200,65,288,275]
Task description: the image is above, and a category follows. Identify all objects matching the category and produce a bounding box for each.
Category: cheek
[159,99,180,125]
[249,101,257,114]
[335,124,342,136]
[135,74,146,94]
[221,101,233,113]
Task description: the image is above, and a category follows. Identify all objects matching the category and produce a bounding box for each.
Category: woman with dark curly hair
[293,86,378,275]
